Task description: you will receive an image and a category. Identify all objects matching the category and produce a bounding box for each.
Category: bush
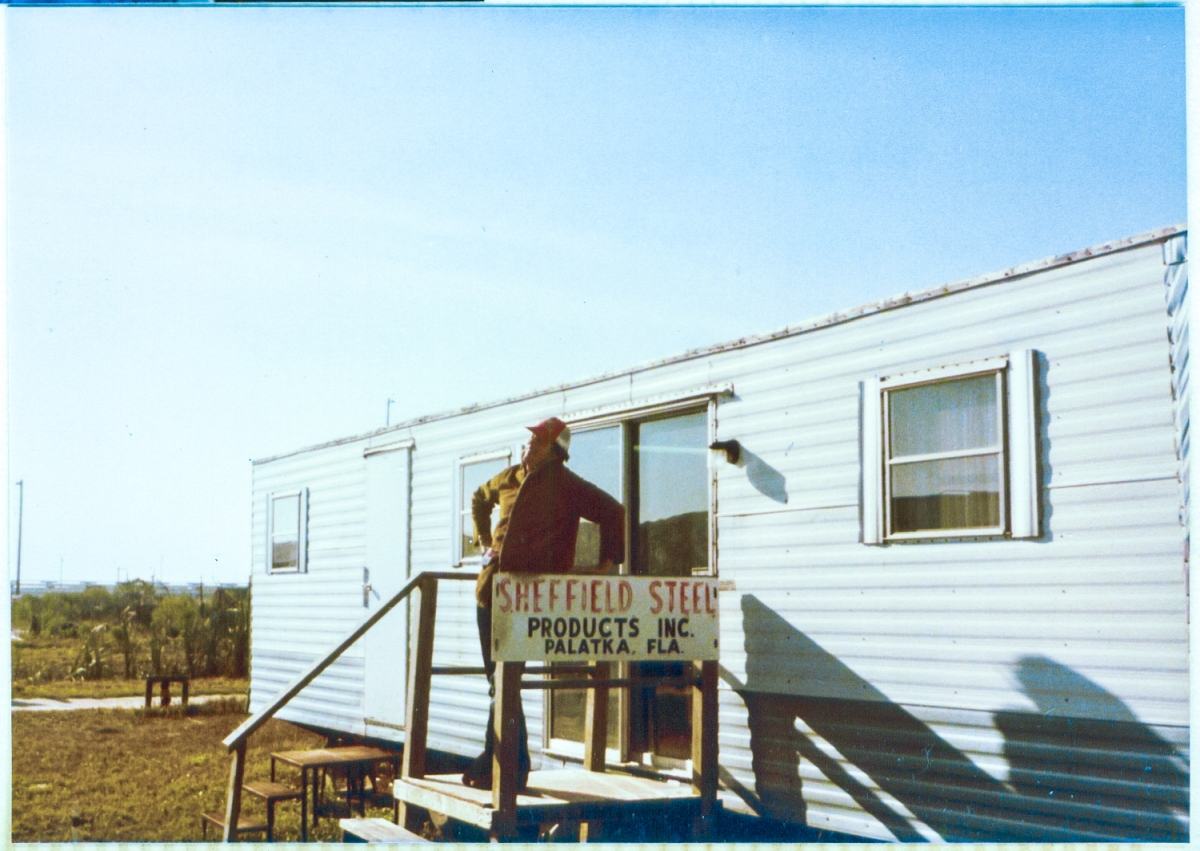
[12,584,250,685]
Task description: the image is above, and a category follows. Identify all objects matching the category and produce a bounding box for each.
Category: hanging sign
[491,574,719,662]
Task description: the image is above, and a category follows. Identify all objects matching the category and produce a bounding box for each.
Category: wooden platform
[339,817,428,843]
[391,768,708,833]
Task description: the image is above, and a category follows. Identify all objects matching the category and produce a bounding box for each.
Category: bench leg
[305,770,311,842]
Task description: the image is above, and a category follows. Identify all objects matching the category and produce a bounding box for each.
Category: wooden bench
[339,817,428,843]
[145,675,189,708]
[243,780,303,841]
[200,811,267,841]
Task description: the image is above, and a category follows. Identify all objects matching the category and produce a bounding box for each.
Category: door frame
[362,439,414,737]
[544,392,722,765]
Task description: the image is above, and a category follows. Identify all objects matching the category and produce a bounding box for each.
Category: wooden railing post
[578,660,612,842]
[222,740,247,842]
[583,661,610,772]
[491,660,522,841]
[690,660,718,837]
[401,576,437,780]
[398,575,438,830]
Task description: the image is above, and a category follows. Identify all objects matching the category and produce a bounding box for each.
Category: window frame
[863,351,1039,544]
[266,488,308,575]
[452,448,514,567]
[543,397,719,767]
[882,363,1008,540]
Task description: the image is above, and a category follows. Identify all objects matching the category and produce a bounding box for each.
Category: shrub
[72,624,111,681]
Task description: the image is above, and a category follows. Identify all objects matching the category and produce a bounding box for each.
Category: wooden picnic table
[270,745,399,841]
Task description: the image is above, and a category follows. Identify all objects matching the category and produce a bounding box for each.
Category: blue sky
[5,6,1187,586]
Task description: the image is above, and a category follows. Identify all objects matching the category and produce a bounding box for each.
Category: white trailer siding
[248,225,1188,841]
[703,239,1188,839]
[250,440,373,735]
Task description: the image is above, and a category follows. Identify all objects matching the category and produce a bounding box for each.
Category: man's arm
[470,475,501,550]
[572,476,625,569]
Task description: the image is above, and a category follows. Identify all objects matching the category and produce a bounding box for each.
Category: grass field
[13,675,248,701]
[10,702,394,843]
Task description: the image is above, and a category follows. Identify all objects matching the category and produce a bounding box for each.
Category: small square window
[862,352,1040,544]
[268,489,308,574]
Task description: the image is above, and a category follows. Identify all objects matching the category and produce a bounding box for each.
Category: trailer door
[363,442,412,736]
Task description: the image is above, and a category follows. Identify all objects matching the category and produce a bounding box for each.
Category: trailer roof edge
[253,222,1187,466]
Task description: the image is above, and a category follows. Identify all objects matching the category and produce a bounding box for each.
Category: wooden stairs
[217,571,719,842]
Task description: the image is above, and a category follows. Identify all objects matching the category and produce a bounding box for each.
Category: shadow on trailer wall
[735,596,1188,842]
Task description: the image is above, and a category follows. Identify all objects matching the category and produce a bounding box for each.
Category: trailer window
[886,372,1004,536]
[267,489,308,574]
[864,351,1040,543]
[456,450,512,564]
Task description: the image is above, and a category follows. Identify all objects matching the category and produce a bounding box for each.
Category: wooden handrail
[222,570,476,751]
[221,568,717,841]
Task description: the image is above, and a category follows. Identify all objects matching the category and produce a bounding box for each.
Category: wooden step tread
[200,811,268,833]
[391,769,707,832]
[339,817,428,843]
[242,780,304,801]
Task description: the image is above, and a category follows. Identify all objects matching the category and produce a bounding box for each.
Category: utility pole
[15,480,23,596]
[386,397,395,427]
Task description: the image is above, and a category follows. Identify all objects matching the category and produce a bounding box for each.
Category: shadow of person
[994,656,1188,841]
[738,596,1189,842]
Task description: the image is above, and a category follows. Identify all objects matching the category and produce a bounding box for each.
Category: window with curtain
[863,352,1040,544]
[885,372,1005,536]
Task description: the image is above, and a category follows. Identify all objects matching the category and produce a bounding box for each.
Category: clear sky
[5,6,1187,587]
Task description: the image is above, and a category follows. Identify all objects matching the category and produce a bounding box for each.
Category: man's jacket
[472,459,624,606]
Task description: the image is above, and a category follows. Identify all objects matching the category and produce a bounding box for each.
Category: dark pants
[474,604,531,773]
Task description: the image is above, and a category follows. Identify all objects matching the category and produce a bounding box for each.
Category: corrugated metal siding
[707,240,1188,839]
[717,691,1188,842]
[250,441,371,735]
[249,229,1187,841]
[1163,235,1189,590]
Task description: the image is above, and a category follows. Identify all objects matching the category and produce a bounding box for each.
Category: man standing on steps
[462,416,625,790]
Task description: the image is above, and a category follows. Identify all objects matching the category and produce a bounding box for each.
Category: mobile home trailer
[249,224,1189,842]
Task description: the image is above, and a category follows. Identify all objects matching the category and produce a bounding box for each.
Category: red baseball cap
[527,417,571,457]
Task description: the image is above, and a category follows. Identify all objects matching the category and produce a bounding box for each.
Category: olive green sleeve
[470,470,504,549]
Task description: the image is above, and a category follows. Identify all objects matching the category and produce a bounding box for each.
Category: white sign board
[491,574,719,662]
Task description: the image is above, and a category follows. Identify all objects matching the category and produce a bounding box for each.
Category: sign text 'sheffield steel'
[491,574,719,662]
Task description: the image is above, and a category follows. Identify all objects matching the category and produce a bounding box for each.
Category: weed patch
[11,707,387,842]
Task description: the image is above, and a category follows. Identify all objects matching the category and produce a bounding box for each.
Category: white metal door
[363,443,411,736]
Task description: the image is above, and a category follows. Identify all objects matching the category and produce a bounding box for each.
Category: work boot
[461,702,531,791]
[461,750,493,789]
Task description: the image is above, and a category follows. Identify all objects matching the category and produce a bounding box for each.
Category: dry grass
[14,676,248,701]
[11,703,394,843]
